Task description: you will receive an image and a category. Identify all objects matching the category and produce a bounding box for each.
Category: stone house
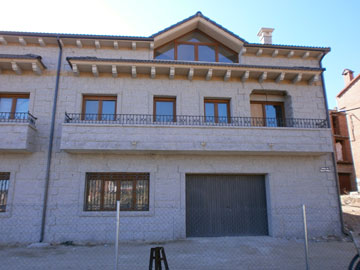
[337,69,360,191]
[0,12,342,243]
[329,109,357,194]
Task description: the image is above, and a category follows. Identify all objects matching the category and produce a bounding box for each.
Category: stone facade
[337,70,360,189]
[0,13,342,244]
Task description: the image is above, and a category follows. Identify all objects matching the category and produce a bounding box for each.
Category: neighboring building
[337,69,360,190]
[0,12,341,244]
[329,109,356,193]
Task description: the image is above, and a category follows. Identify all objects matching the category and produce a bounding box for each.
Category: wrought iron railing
[64,113,328,129]
[0,112,37,126]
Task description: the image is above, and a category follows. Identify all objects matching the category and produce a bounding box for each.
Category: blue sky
[2,0,359,109]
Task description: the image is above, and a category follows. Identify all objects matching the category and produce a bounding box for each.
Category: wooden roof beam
[292,73,302,84]
[38,38,46,47]
[112,65,117,78]
[113,41,119,49]
[76,40,82,48]
[256,49,263,56]
[72,64,79,76]
[131,66,137,78]
[169,67,175,79]
[150,66,156,79]
[275,72,285,83]
[11,62,21,75]
[0,36,8,45]
[309,74,319,85]
[206,69,213,81]
[241,71,249,82]
[302,51,310,59]
[32,62,42,75]
[19,37,27,46]
[224,70,231,81]
[287,50,294,58]
[92,65,99,77]
[95,40,101,49]
[258,72,267,83]
[187,68,194,81]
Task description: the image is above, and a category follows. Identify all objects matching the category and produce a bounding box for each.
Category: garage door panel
[186,174,268,237]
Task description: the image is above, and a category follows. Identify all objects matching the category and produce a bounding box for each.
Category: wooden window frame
[204,99,231,123]
[84,172,150,212]
[153,97,176,122]
[82,95,117,121]
[155,30,238,63]
[0,172,10,213]
[250,101,285,125]
[0,93,29,119]
[250,101,285,118]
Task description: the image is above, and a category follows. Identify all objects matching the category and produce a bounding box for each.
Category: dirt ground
[341,194,360,233]
[0,236,356,270]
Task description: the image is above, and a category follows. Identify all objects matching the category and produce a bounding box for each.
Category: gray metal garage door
[186,174,268,237]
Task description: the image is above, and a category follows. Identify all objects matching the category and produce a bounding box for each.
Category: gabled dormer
[154,30,238,63]
[152,12,245,63]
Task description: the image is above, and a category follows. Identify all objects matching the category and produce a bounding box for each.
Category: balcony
[60,113,333,155]
[0,112,37,153]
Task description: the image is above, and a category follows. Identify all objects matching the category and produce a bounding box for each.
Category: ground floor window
[85,173,149,211]
[0,172,10,212]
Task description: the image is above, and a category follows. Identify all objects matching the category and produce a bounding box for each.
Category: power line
[338,106,360,113]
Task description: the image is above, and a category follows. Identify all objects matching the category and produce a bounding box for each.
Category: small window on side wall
[204,99,230,123]
[82,96,116,121]
[250,101,285,127]
[0,94,29,120]
[0,173,10,212]
[153,97,176,122]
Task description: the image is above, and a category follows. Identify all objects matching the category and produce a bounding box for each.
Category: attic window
[154,31,238,63]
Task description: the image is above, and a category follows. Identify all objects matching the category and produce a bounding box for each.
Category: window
[154,97,176,122]
[335,141,344,161]
[154,31,238,63]
[332,115,340,135]
[85,173,149,211]
[0,173,10,212]
[204,99,230,123]
[0,94,29,120]
[82,96,116,121]
[250,101,285,127]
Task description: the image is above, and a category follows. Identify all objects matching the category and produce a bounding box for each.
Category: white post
[302,205,309,270]
[115,200,120,270]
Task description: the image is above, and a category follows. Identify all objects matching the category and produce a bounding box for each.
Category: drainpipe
[40,37,63,242]
[319,53,346,235]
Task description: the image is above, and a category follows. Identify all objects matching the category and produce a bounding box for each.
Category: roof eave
[244,43,331,53]
[337,73,360,98]
[0,31,153,42]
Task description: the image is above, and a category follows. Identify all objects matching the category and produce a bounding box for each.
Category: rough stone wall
[241,55,320,68]
[40,154,340,243]
[0,41,341,244]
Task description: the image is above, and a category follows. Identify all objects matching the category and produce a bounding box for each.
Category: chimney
[257,28,274,44]
[342,69,354,86]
